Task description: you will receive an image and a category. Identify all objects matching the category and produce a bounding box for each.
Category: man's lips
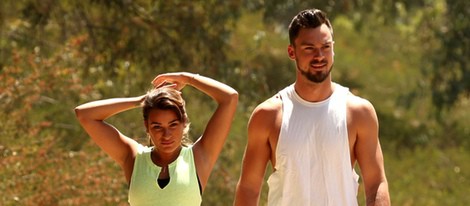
[311,62,327,69]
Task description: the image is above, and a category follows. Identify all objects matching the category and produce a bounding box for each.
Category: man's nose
[313,47,324,57]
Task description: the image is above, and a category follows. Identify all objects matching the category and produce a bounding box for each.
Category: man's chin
[304,71,330,83]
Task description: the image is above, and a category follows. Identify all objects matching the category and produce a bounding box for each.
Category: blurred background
[1,0,469,205]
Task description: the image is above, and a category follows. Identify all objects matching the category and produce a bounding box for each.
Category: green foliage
[1,0,469,205]
[354,146,470,205]
[384,146,470,205]
[227,11,295,104]
[0,38,91,149]
[427,0,470,110]
[1,140,129,206]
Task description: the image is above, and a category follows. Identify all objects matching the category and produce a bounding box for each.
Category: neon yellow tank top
[128,145,202,206]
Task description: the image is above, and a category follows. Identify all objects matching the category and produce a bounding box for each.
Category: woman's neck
[151,146,182,166]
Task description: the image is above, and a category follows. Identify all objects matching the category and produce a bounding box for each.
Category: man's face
[288,24,334,83]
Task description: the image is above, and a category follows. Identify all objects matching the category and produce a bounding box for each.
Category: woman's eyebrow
[150,119,180,125]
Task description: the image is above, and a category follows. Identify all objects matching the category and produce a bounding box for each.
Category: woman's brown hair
[143,87,191,146]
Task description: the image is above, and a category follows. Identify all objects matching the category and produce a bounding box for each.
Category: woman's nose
[162,128,171,138]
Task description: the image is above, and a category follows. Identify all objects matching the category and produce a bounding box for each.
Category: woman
[75,72,238,205]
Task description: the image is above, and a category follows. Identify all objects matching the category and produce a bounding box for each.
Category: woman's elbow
[74,106,88,122]
[228,90,239,106]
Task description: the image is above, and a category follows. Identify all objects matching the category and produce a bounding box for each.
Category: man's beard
[297,61,333,83]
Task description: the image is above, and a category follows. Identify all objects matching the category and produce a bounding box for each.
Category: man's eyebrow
[299,40,334,46]
[298,41,316,46]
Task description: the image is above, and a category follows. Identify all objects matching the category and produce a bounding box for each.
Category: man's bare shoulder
[247,94,283,144]
[248,94,282,131]
[346,92,378,127]
[347,92,376,114]
[252,94,283,116]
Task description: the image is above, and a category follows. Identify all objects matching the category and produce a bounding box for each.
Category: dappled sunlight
[1,1,469,205]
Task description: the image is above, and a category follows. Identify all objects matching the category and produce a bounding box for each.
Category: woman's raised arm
[74,95,145,176]
[152,72,238,189]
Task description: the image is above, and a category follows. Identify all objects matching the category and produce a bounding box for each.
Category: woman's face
[145,109,184,154]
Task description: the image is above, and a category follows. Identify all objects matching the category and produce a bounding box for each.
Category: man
[234,9,390,206]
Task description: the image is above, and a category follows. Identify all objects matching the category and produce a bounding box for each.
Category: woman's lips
[160,140,174,146]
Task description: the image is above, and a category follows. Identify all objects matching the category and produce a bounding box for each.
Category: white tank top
[267,83,359,206]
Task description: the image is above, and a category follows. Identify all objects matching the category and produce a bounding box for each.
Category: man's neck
[294,78,334,102]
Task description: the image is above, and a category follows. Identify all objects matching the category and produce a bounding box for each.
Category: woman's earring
[147,133,154,146]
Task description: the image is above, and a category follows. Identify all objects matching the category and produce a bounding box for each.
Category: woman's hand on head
[151,72,191,91]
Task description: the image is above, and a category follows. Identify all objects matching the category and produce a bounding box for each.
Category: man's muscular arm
[351,96,390,206]
[234,98,280,206]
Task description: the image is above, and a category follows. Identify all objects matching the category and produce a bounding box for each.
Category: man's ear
[287,45,296,60]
